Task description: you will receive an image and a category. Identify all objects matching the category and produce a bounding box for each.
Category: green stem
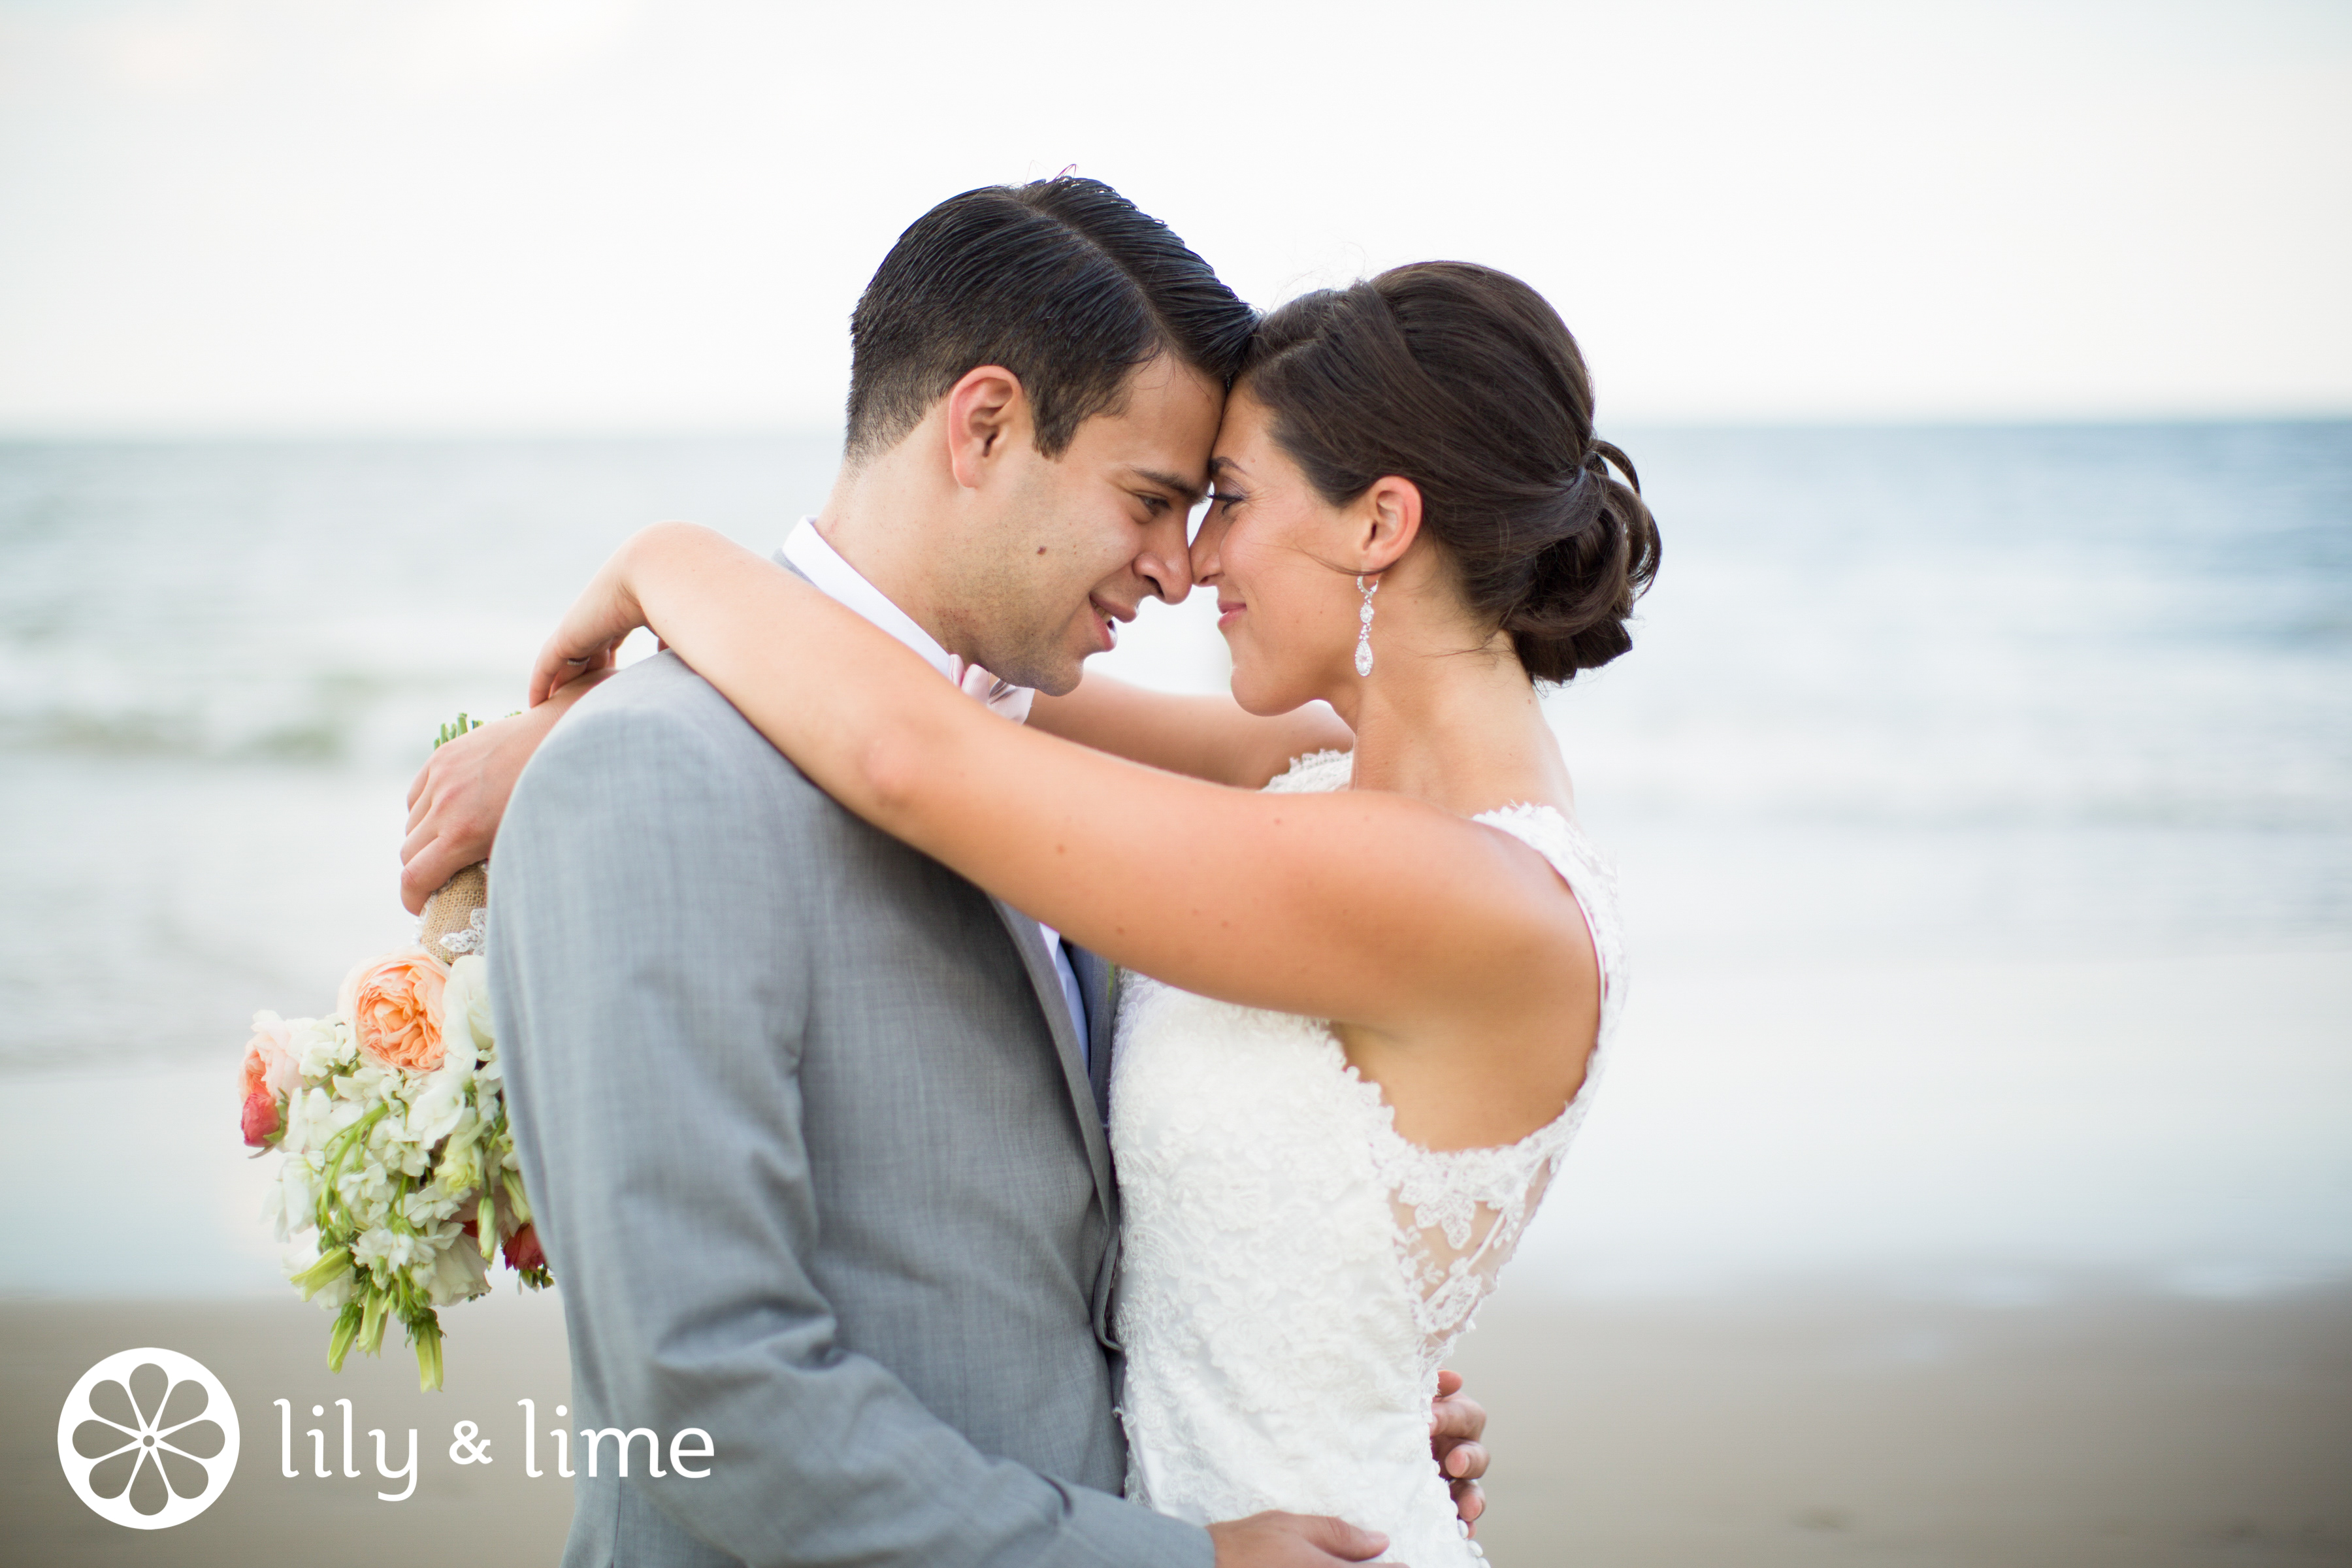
[325,1301,364,1372]
[314,1102,392,1236]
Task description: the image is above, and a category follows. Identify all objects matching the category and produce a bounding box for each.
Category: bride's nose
[1188,514,1224,587]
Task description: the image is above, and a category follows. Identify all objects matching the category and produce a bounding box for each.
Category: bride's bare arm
[539,524,1592,1053]
[1027,674,1350,789]
[399,620,1343,910]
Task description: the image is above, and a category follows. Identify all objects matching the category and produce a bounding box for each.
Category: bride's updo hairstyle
[1241,263,1659,682]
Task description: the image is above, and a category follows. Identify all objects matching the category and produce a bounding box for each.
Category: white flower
[351,1227,395,1274]
[282,1086,336,1152]
[442,955,495,1060]
[291,1015,353,1079]
[342,1160,393,1208]
[264,1158,317,1243]
[421,1235,492,1306]
[434,1122,485,1198]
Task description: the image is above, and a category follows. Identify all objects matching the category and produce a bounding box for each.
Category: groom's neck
[811,453,965,659]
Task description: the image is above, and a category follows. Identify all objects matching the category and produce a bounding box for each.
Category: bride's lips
[1217,598,1244,630]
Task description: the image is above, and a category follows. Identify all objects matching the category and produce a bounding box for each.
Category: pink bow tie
[948,657,1036,725]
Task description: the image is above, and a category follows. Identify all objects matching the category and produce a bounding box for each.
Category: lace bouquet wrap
[235,716,550,1392]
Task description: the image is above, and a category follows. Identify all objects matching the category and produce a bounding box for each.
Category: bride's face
[1192,387,1365,716]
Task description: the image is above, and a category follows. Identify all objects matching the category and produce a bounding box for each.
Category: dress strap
[1470,802,1626,1033]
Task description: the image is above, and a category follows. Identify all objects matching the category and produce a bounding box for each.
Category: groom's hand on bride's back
[1209,1511,1390,1565]
[1432,1367,1490,1531]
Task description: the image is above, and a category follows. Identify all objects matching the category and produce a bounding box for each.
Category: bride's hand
[529,529,664,707]
[399,673,611,914]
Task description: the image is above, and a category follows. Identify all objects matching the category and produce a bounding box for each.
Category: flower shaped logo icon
[57,1348,240,1529]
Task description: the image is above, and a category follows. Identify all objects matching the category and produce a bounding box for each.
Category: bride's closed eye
[1208,488,1247,511]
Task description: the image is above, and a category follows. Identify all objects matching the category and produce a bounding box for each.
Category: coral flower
[339,950,450,1073]
[240,1089,280,1147]
[238,1016,301,1146]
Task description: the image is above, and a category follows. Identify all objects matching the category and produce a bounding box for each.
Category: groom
[462,178,1482,1567]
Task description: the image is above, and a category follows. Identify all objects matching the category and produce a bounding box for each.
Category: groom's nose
[1134,512,1194,602]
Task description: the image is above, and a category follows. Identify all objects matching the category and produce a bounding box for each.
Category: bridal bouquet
[236,715,550,1392]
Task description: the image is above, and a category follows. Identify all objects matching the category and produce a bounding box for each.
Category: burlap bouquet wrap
[419,862,489,959]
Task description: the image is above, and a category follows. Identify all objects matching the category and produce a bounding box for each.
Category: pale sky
[1,0,2346,434]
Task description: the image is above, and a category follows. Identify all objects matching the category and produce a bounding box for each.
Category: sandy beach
[7,1284,2348,1567]
[6,943,2345,1564]
[1452,1286,2352,1567]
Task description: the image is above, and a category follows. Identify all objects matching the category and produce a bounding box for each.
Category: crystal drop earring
[1354,574,1380,678]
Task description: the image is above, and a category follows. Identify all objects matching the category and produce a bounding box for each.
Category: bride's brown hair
[1241,263,1659,682]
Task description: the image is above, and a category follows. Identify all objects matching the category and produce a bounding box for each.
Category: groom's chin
[1030,658,1087,699]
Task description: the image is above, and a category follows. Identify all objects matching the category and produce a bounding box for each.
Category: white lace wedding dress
[1110,751,1625,1565]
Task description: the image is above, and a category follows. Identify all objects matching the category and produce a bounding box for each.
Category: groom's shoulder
[524,650,821,812]
[563,649,760,742]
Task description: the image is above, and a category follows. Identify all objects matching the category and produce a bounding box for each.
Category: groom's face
[950,355,1224,694]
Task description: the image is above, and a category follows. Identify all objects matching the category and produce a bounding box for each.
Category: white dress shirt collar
[781,517,957,683]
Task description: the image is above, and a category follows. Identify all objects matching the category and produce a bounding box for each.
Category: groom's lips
[1088,595,1132,651]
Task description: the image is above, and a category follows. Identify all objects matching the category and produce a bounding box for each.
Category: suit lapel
[988,899,1117,1223]
[1069,945,1115,1126]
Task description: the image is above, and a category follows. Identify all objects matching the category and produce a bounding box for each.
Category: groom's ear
[943,365,1032,492]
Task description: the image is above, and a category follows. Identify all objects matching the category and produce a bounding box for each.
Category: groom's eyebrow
[1125,465,1207,505]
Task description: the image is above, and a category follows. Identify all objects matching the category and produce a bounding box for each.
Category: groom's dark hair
[845,176,1255,462]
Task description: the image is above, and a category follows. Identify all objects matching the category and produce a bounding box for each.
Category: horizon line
[3,410,2349,446]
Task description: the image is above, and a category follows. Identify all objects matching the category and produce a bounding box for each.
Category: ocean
[2,421,2346,1296]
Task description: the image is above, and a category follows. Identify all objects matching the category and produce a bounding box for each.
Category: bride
[425,261,1654,1565]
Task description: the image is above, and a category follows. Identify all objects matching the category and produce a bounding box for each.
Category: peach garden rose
[338,949,451,1073]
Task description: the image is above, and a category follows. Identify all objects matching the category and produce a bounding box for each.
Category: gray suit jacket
[490,650,1210,1568]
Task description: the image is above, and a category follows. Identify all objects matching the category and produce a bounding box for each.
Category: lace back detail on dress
[1266,756,1626,1350]
[1367,1090,1576,1347]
